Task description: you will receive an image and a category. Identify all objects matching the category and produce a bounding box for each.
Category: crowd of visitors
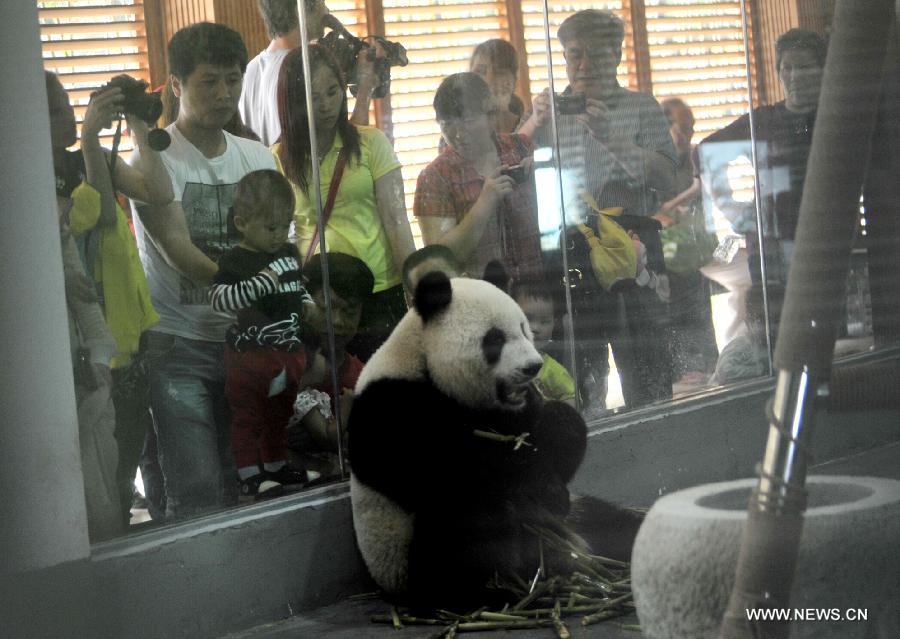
[47,0,829,534]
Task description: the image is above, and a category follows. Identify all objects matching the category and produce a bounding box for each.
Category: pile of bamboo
[371,525,639,637]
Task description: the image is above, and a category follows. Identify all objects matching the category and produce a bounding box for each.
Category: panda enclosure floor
[221,441,900,639]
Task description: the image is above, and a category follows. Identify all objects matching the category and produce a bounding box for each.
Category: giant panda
[348,271,639,609]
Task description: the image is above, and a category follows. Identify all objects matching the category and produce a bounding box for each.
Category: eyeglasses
[563,46,619,63]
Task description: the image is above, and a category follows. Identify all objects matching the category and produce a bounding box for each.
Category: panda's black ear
[414,271,453,323]
[482,259,509,293]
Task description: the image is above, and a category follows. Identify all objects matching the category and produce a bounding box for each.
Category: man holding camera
[131,23,277,521]
[521,9,677,409]
[240,0,386,146]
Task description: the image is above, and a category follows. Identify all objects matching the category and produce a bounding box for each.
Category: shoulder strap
[304,146,349,267]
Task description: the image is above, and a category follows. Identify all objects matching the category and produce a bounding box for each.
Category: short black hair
[168,22,248,81]
[256,0,319,39]
[402,245,463,292]
[558,9,625,49]
[775,28,827,70]
[304,252,375,304]
[510,272,555,304]
[232,169,295,225]
[433,72,492,121]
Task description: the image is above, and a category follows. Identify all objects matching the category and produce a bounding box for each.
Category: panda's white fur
[349,474,413,594]
[348,273,600,606]
[352,277,543,594]
[357,276,543,410]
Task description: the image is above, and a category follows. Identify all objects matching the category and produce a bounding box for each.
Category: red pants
[224,348,307,469]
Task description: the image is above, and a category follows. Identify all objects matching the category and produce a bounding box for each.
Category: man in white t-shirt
[239,0,382,146]
[131,22,277,521]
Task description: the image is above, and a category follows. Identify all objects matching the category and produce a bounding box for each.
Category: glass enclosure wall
[35,0,897,540]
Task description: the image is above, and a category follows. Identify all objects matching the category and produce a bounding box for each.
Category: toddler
[212,169,316,500]
[511,276,576,405]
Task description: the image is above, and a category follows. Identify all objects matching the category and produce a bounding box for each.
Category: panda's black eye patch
[482,327,506,366]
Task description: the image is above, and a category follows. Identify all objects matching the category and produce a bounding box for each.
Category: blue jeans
[144,331,237,520]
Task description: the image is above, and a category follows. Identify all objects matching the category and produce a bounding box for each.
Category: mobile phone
[554,93,587,115]
[500,164,527,184]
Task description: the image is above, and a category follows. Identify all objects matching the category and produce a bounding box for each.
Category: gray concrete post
[0,2,91,572]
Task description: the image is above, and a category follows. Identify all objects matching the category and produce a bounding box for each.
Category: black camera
[101,75,163,124]
[319,15,408,99]
[97,75,170,151]
[500,164,527,184]
[554,93,587,115]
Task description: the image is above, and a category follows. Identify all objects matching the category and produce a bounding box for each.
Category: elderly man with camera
[520,9,677,410]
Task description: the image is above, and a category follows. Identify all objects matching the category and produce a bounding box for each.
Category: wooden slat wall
[752,0,796,105]
[144,0,268,88]
[213,0,269,59]
[626,0,653,94]
[646,0,754,142]
[796,0,834,37]
[39,0,152,153]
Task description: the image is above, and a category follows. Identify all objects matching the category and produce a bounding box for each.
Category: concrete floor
[222,597,641,639]
[223,441,900,639]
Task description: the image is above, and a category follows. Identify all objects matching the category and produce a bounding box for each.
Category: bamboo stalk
[390,606,403,630]
[478,611,528,621]
[471,429,532,449]
[582,608,629,626]
[455,619,554,631]
[371,614,446,626]
[551,600,571,639]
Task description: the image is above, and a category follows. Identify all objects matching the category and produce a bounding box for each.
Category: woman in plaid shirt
[414,72,543,282]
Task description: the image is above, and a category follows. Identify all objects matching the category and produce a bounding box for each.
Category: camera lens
[147,128,171,152]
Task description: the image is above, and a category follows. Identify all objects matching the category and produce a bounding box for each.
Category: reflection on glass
[526,9,678,412]
[40,0,898,541]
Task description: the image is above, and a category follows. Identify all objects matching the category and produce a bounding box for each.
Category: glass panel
[42,0,895,543]
[42,1,367,540]
[521,0,767,416]
[745,6,887,362]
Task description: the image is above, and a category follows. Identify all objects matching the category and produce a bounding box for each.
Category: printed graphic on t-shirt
[231,312,304,352]
[180,181,239,305]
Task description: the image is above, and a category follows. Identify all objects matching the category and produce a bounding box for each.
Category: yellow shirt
[273,126,402,292]
[69,183,159,367]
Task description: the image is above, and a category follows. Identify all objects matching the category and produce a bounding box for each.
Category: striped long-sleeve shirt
[212,244,312,352]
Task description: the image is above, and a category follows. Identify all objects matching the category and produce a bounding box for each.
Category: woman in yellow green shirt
[274,45,415,360]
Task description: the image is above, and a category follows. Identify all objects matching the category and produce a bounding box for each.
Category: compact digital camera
[554,93,587,115]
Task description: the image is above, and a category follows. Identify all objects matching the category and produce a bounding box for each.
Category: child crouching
[212,169,317,500]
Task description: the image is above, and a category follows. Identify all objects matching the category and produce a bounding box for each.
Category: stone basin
[631,475,900,639]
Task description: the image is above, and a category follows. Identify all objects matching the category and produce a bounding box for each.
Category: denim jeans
[111,355,153,526]
[144,331,237,521]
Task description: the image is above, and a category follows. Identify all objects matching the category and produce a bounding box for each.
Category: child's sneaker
[267,464,309,487]
[240,473,284,501]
